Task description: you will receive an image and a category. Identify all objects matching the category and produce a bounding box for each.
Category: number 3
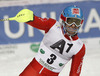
[47,54,57,64]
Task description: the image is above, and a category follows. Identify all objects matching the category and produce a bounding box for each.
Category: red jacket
[26,15,86,76]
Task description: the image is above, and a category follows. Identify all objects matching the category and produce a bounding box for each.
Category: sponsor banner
[0,1,100,45]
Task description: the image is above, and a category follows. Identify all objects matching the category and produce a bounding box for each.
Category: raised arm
[26,15,56,33]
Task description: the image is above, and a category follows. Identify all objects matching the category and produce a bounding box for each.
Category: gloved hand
[13,9,34,22]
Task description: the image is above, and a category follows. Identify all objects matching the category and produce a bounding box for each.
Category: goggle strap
[60,14,66,21]
[81,20,84,24]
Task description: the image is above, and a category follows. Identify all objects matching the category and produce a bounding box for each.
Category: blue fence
[0,1,100,44]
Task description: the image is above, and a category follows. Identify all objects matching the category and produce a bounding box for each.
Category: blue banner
[0,1,100,44]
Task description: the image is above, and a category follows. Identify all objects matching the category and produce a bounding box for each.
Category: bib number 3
[47,54,57,64]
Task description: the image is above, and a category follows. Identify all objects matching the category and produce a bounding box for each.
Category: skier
[11,5,86,76]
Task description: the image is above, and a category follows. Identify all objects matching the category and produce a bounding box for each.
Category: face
[65,23,80,36]
[62,17,82,36]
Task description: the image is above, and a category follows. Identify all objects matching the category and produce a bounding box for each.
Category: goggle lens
[66,18,81,27]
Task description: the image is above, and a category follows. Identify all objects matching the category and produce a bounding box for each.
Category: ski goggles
[65,18,82,27]
[60,14,83,27]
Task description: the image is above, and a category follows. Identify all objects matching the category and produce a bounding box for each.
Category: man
[11,5,86,76]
